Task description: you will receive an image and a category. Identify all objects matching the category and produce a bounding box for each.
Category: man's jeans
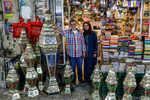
[69,57,83,82]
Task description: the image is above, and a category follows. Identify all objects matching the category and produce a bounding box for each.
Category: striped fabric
[60,29,86,57]
[128,0,140,8]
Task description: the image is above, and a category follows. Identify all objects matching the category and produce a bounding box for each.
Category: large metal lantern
[39,14,58,55]
[39,14,59,95]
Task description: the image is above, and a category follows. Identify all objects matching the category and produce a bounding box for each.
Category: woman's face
[83,23,90,31]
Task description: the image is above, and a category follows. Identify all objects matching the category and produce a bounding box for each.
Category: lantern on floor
[105,66,117,100]
[39,13,59,94]
[64,61,73,95]
[140,69,150,100]
[122,67,136,100]
[24,43,39,97]
[32,43,43,91]
[6,64,20,100]
[91,62,102,100]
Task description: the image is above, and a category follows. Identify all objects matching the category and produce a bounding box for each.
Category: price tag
[119,63,126,72]
[26,72,32,79]
[112,62,119,72]
[28,90,34,97]
[12,93,20,100]
[136,65,145,74]
[65,85,71,94]
[38,82,44,91]
[37,67,43,74]
[101,65,110,72]
[34,89,39,96]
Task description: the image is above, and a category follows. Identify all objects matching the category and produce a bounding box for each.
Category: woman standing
[83,22,98,83]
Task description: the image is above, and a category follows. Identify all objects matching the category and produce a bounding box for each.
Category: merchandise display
[0,0,150,100]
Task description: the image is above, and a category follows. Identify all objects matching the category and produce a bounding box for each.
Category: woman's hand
[83,52,86,58]
[93,54,97,58]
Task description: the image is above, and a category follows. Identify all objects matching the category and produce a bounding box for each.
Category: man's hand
[93,54,97,58]
[83,52,86,58]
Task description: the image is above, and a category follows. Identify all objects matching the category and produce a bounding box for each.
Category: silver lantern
[91,63,102,100]
[105,66,117,100]
[39,14,59,94]
[64,61,73,95]
[24,43,39,97]
[6,64,20,100]
[140,68,150,100]
[123,67,136,100]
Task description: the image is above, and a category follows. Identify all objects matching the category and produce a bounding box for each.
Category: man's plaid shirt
[60,29,86,57]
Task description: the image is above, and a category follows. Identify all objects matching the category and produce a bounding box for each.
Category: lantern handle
[35,16,41,22]
[19,17,24,23]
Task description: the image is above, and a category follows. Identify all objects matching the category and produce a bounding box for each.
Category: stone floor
[0,83,141,100]
[0,83,92,100]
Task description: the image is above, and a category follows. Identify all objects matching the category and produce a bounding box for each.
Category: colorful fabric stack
[118,36,129,52]
[143,37,150,62]
[118,36,129,59]
[134,40,143,60]
[102,39,110,61]
[128,40,135,58]
[110,35,119,59]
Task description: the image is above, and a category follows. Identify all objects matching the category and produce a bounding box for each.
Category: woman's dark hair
[83,22,92,35]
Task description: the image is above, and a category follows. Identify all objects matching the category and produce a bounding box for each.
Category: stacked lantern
[18,29,28,53]
[105,66,117,100]
[140,68,150,100]
[19,29,28,73]
[122,67,137,100]
[6,64,20,100]
[64,61,74,95]
[39,14,59,94]
[33,43,43,91]
[19,29,29,92]
[24,43,39,97]
[91,63,102,100]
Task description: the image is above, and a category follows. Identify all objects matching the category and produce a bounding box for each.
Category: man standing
[60,19,86,85]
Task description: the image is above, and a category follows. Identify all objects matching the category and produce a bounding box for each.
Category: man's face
[70,21,77,30]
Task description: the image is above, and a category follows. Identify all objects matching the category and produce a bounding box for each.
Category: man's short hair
[70,19,76,24]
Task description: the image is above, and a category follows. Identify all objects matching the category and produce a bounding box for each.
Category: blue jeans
[69,57,83,82]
